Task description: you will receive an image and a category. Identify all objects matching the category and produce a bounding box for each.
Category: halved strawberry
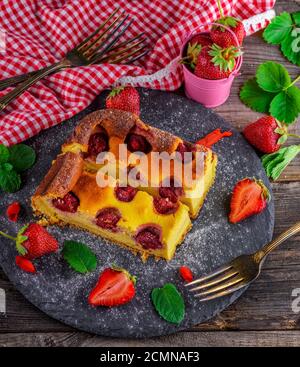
[229,178,270,224]
[88,266,136,307]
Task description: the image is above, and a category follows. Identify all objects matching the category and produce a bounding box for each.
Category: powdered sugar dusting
[0,90,274,338]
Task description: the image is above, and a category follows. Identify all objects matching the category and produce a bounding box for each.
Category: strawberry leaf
[292,11,300,25]
[63,241,97,274]
[269,86,300,124]
[262,145,300,180]
[263,12,293,45]
[151,283,185,324]
[256,62,291,93]
[240,78,276,113]
[280,30,300,66]
[0,144,10,164]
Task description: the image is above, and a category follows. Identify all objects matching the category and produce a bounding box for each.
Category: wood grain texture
[0,0,299,346]
[2,331,300,347]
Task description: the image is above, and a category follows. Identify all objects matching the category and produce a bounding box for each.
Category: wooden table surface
[1,0,300,347]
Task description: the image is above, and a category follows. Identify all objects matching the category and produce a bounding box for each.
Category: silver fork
[186,221,300,301]
[0,33,148,92]
[0,8,147,111]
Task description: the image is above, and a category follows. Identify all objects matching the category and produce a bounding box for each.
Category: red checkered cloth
[0,0,275,146]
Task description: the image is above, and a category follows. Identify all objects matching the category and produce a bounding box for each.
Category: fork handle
[256,221,300,261]
[0,59,71,112]
[0,70,40,91]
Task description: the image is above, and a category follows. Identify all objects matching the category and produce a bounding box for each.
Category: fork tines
[185,264,245,302]
[77,7,149,65]
[98,33,149,64]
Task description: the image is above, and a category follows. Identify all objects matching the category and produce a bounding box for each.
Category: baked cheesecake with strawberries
[32,109,217,260]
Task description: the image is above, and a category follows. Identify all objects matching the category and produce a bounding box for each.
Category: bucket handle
[184,22,242,76]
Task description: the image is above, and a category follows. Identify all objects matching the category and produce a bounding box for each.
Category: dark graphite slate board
[0,89,274,338]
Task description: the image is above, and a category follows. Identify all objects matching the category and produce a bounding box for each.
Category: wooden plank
[1,330,300,347]
[0,182,300,333]
[213,0,300,181]
[0,0,299,345]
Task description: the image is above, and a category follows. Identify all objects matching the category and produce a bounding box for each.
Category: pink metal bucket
[180,23,243,108]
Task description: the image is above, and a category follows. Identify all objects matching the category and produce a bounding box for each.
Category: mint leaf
[8,144,36,172]
[262,145,300,180]
[281,30,300,66]
[240,78,276,113]
[256,62,291,93]
[151,283,185,324]
[0,144,10,164]
[269,86,300,124]
[0,167,21,193]
[263,12,293,44]
[62,241,97,274]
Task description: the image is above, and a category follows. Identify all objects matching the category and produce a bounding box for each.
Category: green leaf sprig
[151,283,185,324]
[240,61,300,124]
[263,11,300,66]
[0,143,36,193]
[62,240,97,274]
[262,145,300,180]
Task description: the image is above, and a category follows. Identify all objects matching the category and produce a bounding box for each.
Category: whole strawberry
[211,0,245,47]
[106,86,140,115]
[211,17,245,48]
[0,223,58,260]
[195,44,241,80]
[20,223,59,259]
[243,116,287,154]
[190,34,212,47]
[185,34,213,69]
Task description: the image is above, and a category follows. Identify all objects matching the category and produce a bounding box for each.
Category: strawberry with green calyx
[243,116,300,154]
[229,178,270,224]
[181,35,212,70]
[88,265,136,307]
[105,86,140,115]
[0,223,59,259]
[195,43,241,80]
[211,0,245,48]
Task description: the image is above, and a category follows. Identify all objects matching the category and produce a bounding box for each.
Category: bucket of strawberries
[180,16,244,108]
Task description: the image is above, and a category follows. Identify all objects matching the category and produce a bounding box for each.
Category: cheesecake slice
[32,109,217,260]
[61,109,217,218]
[32,152,191,260]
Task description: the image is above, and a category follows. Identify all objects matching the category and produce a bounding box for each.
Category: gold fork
[0,8,148,111]
[186,221,300,301]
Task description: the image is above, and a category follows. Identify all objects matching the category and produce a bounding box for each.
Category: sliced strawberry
[229,178,270,224]
[179,266,194,282]
[15,256,36,273]
[6,201,21,222]
[88,267,136,307]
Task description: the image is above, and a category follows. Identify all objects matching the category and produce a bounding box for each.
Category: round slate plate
[0,89,274,338]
